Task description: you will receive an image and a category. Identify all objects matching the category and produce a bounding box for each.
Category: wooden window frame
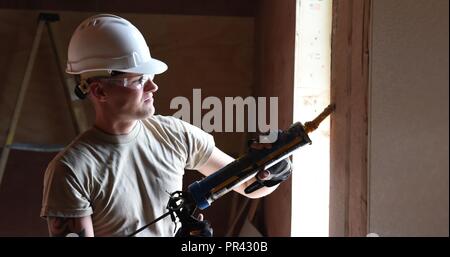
[329,0,371,237]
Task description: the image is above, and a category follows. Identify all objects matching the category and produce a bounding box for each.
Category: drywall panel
[369,0,449,236]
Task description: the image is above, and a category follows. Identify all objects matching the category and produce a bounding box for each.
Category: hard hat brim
[67,57,168,75]
[119,58,168,75]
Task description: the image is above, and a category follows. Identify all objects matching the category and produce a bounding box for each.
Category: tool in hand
[129,104,335,237]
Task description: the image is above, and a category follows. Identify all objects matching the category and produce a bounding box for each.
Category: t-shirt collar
[91,121,141,144]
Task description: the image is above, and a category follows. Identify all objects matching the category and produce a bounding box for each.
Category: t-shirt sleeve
[176,118,215,170]
[40,160,93,218]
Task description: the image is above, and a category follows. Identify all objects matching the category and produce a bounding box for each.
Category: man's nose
[144,78,158,92]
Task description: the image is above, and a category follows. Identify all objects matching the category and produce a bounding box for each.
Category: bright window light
[291,0,332,237]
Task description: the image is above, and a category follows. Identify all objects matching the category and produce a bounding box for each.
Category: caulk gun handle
[244,180,265,194]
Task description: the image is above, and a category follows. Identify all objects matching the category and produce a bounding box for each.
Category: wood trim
[0,0,257,17]
[329,0,371,237]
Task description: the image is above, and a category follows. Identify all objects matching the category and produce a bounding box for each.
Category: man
[40,14,291,237]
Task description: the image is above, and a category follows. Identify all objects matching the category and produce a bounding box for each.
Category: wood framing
[329,0,371,236]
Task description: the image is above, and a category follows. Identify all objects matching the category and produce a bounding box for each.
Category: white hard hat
[66,14,167,76]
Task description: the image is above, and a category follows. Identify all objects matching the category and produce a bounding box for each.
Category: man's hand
[248,141,274,181]
[246,140,293,194]
[197,136,291,198]
[175,213,213,237]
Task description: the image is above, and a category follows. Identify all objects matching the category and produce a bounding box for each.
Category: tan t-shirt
[40,115,214,237]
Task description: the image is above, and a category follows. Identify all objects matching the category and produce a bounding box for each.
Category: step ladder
[0,13,86,187]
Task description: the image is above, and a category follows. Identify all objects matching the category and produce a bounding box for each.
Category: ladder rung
[7,143,64,152]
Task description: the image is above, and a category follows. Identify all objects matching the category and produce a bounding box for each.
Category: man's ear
[90,82,108,102]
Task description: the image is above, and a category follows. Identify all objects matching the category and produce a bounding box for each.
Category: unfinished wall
[256,0,296,236]
[369,0,449,236]
[0,9,254,236]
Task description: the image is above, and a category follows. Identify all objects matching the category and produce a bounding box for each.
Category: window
[291,0,333,237]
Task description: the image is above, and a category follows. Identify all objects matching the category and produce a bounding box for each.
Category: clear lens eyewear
[100,74,154,89]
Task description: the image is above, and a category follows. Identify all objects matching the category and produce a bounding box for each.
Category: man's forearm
[198,147,280,199]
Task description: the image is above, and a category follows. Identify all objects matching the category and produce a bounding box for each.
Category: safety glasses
[98,74,154,89]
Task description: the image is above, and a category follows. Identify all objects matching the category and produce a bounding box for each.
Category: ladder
[0,13,85,187]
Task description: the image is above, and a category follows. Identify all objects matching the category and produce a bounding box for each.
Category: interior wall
[256,0,296,236]
[369,0,449,236]
[0,9,254,236]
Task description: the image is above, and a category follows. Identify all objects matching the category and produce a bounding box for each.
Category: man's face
[96,73,159,121]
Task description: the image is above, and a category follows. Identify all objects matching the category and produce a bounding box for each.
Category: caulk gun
[188,104,335,209]
[129,104,335,236]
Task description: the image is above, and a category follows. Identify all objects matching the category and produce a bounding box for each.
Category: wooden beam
[0,0,257,17]
[329,0,371,237]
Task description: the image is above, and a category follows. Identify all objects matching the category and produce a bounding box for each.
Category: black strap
[127,211,172,237]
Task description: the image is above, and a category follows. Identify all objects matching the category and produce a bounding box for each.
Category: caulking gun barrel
[188,104,335,210]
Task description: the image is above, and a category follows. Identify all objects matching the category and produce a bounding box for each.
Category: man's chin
[138,107,155,120]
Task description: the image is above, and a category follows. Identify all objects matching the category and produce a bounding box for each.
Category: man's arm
[47,216,94,237]
[197,147,278,199]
